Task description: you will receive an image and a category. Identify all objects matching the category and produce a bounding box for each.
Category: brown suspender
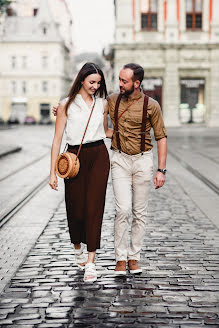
[140,95,149,152]
[114,93,122,151]
[114,94,149,154]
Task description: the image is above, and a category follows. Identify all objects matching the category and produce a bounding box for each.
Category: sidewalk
[0,165,219,327]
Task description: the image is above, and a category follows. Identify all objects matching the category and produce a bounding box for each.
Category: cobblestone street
[0,125,219,327]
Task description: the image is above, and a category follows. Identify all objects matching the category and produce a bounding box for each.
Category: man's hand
[52,103,60,116]
[154,171,165,189]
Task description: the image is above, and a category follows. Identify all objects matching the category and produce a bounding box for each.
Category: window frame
[186,0,203,30]
[22,81,27,94]
[42,56,48,69]
[141,0,158,31]
[11,56,16,69]
[11,80,16,94]
[42,81,48,93]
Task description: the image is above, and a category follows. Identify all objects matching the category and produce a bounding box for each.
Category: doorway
[180,79,205,123]
[11,102,27,123]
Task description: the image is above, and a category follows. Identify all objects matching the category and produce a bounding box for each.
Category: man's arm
[103,99,113,138]
[154,137,167,189]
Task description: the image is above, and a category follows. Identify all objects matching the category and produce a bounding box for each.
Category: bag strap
[63,98,96,162]
[114,94,149,153]
[140,95,149,153]
[72,98,96,160]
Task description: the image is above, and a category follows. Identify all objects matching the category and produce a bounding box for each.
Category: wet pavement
[0,125,219,327]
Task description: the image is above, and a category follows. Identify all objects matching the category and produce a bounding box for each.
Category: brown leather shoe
[114,261,127,275]
[128,260,142,274]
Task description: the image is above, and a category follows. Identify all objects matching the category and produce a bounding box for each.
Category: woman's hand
[49,173,58,191]
[50,102,67,188]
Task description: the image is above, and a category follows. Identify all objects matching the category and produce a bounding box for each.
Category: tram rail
[168,149,219,196]
[0,151,49,182]
[0,175,49,228]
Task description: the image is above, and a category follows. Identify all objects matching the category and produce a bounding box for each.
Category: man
[53,63,167,275]
[107,63,167,275]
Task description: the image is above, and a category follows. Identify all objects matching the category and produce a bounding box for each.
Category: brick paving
[0,183,64,294]
[0,170,219,327]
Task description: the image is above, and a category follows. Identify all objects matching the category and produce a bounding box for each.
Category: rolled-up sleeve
[150,101,167,141]
[107,94,117,120]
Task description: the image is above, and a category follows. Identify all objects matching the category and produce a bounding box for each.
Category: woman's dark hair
[123,63,144,84]
[65,62,107,115]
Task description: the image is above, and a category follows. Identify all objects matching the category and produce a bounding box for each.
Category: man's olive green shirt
[107,91,167,155]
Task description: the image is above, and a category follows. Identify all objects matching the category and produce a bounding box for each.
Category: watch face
[158,169,166,174]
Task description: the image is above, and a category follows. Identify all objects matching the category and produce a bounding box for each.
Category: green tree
[0,0,12,15]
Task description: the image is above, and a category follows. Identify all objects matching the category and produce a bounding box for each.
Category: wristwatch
[157,168,167,175]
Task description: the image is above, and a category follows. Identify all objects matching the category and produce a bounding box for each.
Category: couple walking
[49,62,167,283]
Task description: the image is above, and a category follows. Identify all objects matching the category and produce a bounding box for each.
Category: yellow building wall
[1,96,60,122]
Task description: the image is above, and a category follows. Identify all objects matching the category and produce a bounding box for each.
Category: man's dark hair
[123,63,144,84]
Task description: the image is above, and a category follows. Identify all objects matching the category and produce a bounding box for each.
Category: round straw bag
[55,99,96,179]
[56,152,80,179]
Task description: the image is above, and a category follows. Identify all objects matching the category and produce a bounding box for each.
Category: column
[179,0,186,33]
[158,0,164,33]
[202,0,209,33]
[163,48,181,126]
[211,0,219,42]
[208,48,219,126]
[165,0,178,42]
[115,0,133,43]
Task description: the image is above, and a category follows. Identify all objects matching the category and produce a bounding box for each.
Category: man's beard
[120,85,134,98]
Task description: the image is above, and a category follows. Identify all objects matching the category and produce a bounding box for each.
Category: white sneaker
[83,263,97,283]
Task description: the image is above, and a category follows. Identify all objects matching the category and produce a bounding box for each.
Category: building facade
[10,0,73,52]
[111,0,219,126]
[0,0,73,123]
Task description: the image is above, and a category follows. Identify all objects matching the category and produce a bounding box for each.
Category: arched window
[141,0,158,30]
[186,0,202,30]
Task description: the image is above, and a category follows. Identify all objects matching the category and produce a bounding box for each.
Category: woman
[49,63,112,282]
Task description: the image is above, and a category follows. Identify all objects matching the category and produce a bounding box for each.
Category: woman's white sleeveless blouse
[62,95,106,146]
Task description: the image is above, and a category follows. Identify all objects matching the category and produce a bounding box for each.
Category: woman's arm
[49,103,67,190]
[103,99,113,139]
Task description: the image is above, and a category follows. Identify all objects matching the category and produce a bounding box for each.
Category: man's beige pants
[111,149,153,262]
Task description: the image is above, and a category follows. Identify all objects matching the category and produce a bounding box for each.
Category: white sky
[66,0,115,54]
